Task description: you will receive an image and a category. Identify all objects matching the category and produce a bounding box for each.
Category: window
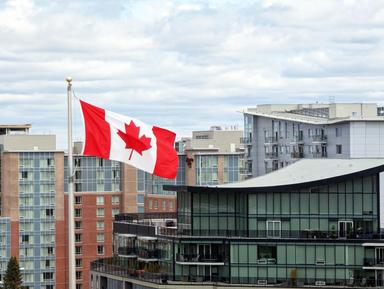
[98,158,104,167]
[112,208,119,217]
[43,272,53,280]
[336,127,342,137]
[336,144,342,154]
[162,200,166,210]
[21,235,29,244]
[47,247,54,255]
[21,171,29,179]
[75,196,82,204]
[97,233,104,242]
[76,271,82,280]
[75,233,82,242]
[96,208,104,217]
[75,158,81,167]
[75,221,82,229]
[96,196,104,205]
[169,201,174,210]
[75,246,82,255]
[258,245,277,261]
[97,245,104,255]
[112,195,120,205]
[75,209,82,218]
[75,258,82,268]
[137,194,144,204]
[266,220,281,238]
[154,200,158,209]
[45,260,51,268]
[75,183,82,192]
[149,200,153,209]
[96,221,104,230]
[76,284,83,289]
[46,209,54,217]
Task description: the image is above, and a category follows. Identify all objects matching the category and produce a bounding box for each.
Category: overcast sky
[1,0,384,148]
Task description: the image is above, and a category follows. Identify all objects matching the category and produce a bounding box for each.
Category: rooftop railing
[91,257,379,287]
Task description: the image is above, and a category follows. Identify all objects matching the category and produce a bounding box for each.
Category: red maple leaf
[117,120,152,160]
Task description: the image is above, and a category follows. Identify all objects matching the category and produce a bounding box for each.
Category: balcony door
[338,221,353,238]
[376,248,384,265]
[267,220,281,238]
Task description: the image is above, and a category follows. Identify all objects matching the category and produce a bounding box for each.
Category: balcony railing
[264,136,278,144]
[265,152,278,159]
[312,135,327,142]
[291,135,304,143]
[91,257,379,287]
[312,152,328,158]
[176,253,226,263]
[239,168,252,175]
[364,258,384,267]
[117,247,137,256]
[291,152,304,159]
[137,249,162,260]
[240,137,252,144]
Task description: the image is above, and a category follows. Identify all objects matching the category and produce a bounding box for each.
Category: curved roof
[219,158,384,189]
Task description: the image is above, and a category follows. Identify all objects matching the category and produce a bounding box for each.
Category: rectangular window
[75,196,82,204]
[96,221,104,230]
[75,209,82,218]
[96,196,104,205]
[169,201,174,210]
[96,208,104,217]
[335,127,342,137]
[336,145,342,154]
[97,233,105,242]
[112,208,119,217]
[97,245,104,255]
[75,233,82,242]
[75,246,82,255]
[76,271,82,280]
[112,195,120,205]
[137,194,144,204]
[162,200,167,210]
[46,209,54,217]
[75,258,82,268]
[75,221,82,229]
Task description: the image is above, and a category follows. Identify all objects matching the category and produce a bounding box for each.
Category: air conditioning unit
[257,280,267,285]
[315,281,326,286]
[316,260,325,265]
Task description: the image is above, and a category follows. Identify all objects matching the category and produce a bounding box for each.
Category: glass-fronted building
[90,158,384,288]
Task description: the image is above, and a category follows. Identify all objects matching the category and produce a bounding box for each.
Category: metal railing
[312,152,328,158]
[291,152,304,158]
[265,152,278,159]
[240,137,252,144]
[312,135,327,142]
[364,258,384,267]
[91,258,379,287]
[264,136,278,144]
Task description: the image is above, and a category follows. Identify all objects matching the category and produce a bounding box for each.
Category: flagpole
[66,76,76,289]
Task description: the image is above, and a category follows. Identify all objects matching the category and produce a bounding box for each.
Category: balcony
[312,135,327,143]
[117,247,137,258]
[264,136,278,144]
[364,258,384,267]
[291,152,304,159]
[176,253,225,265]
[265,152,278,159]
[240,137,252,144]
[291,135,304,144]
[312,152,328,158]
[137,248,162,261]
[239,167,252,176]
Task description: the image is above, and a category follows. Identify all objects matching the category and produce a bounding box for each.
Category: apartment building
[142,126,244,213]
[0,124,62,289]
[242,103,384,177]
[0,126,142,289]
[91,158,384,288]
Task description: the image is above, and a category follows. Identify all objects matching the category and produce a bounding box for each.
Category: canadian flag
[79,100,178,179]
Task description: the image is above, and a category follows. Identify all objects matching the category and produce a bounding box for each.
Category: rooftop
[219,158,384,189]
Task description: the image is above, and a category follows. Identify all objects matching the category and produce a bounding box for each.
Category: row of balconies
[264,135,327,144]
[264,151,327,160]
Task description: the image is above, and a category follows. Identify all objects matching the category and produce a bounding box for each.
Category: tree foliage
[3,256,22,289]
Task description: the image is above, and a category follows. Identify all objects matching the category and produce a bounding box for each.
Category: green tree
[3,256,22,289]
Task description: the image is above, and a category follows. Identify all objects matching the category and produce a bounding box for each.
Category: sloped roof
[219,158,384,189]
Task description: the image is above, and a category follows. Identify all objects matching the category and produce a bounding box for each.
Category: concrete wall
[0,135,56,151]
[350,121,384,158]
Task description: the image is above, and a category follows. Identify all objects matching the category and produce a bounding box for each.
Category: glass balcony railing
[265,152,279,159]
[312,135,327,142]
[117,247,137,257]
[176,253,226,263]
[264,136,278,144]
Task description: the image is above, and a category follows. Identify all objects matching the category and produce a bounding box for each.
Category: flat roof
[0,124,32,129]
